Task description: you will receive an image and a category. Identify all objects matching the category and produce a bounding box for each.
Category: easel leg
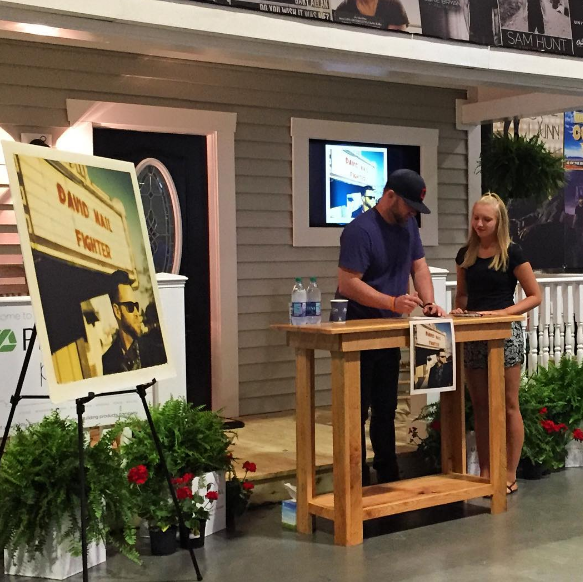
[440,343,466,475]
[136,384,203,581]
[296,348,316,535]
[76,396,94,582]
[488,339,507,514]
[0,327,37,465]
[331,351,362,546]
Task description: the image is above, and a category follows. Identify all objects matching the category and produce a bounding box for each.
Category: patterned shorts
[463,321,524,370]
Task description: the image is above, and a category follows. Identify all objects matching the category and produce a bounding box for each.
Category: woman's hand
[478,309,509,316]
[450,308,466,315]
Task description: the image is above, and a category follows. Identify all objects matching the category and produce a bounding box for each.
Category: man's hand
[394,293,423,315]
[422,303,447,317]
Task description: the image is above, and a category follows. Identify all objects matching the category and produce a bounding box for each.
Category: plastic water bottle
[291,278,307,326]
[306,277,322,325]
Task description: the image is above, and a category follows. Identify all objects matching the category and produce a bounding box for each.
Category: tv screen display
[309,139,421,227]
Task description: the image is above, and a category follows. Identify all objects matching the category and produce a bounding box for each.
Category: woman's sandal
[506,481,518,495]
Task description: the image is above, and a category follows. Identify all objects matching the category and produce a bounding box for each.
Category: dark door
[93,128,211,408]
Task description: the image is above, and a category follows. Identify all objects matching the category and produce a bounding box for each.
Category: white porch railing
[443,274,583,374]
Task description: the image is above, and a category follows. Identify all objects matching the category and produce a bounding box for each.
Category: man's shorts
[464,320,524,370]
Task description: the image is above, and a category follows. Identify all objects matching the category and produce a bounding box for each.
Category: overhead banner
[188,0,583,58]
[0,142,175,404]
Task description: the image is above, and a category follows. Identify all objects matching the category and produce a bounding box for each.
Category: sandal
[506,481,518,495]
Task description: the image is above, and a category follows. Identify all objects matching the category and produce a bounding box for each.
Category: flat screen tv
[308,139,421,227]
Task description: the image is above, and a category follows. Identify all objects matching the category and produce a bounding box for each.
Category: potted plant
[172,473,219,549]
[225,458,256,527]
[479,132,565,204]
[126,464,178,555]
[0,412,139,579]
[116,398,232,543]
[519,373,574,478]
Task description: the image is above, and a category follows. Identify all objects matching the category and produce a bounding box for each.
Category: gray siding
[0,39,468,415]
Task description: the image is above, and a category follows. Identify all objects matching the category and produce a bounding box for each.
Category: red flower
[243,461,257,473]
[127,465,148,485]
[242,481,254,491]
[176,486,193,500]
[541,419,556,434]
[182,473,195,484]
[429,420,441,432]
[573,428,583,442]
[205,490,219,501]
[539,407,548,415]
[557,423,568,432]
[171,477,182,485]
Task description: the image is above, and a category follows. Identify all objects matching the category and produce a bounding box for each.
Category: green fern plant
[478,133,565,204]
[0,412,139,564]
[113,399,232,528]
[116,398,232,477]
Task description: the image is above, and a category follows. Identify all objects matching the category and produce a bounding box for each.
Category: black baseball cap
[386,169,430,214]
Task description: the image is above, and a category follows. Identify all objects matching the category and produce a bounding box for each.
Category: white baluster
[565,284,574,359]
[577,283,583,365]
[529,305,539,374]
[554,283,564,364]
[542,284,551,368]
[446,287,453,313]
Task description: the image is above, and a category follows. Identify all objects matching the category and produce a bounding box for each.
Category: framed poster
[410,318,456,395]
[1,141,175,403]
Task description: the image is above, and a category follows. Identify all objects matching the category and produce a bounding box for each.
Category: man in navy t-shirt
[337,169,446,485]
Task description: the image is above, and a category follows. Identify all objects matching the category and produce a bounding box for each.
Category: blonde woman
[453,193,541,495]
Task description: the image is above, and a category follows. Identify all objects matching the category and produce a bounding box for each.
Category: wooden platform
[230,402,421,504]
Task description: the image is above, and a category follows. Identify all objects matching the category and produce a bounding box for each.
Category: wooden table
[272,315,524,546]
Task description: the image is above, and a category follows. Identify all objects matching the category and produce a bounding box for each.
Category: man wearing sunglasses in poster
[352,186,378,218]
[102,270,166,375]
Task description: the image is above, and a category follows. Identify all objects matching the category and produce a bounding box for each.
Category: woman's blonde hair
[461,192,510,271]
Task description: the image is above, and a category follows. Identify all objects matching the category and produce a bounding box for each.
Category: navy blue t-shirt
[337,208,425,320]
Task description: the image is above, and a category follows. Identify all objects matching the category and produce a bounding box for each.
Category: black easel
[0,326,203,581]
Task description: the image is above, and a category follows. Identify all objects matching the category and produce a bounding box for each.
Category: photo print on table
[0,141,175,403]
[410,318,456,395]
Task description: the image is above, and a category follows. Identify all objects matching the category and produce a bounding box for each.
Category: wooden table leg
[331,350,362,546]
[295,348,315,534]
[488,339,507,514]
[441,343,466,474]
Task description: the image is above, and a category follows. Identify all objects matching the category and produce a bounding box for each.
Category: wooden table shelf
[273,315,524,546]
[309,474,493,521]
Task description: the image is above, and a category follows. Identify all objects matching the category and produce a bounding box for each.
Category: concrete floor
[3,469,583,582]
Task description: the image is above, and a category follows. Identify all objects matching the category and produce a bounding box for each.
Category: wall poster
[1,141,175,403]
[184,0,583,58]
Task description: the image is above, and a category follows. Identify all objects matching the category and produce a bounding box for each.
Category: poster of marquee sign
[1,142,175,404]
[189,0,583,58]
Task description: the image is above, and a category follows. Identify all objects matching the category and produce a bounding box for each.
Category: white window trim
[291,118,439,247]
[65,99,239,416]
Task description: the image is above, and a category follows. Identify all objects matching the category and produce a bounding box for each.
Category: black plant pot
[149,526,178,555]
[179,520,206,549]
[520,459,546,480]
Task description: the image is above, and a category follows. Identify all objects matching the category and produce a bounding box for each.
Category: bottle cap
[310,277,316,282]
[295,277,302,282]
